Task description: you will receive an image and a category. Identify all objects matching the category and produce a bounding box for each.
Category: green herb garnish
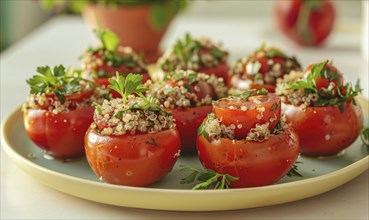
[95,28,120,52]
[360,127,369,147]
[145,137,158,147]
[288,60,362,112]
[108,73,148,104]
[286,161,303,177]
[108,73,166,113]
[179,165,239,190]
[26,65,94,104]
[198,120,210,142]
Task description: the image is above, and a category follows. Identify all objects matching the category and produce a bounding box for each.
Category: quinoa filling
[200,113,289,142]
[145,70,228,108]
[92,95,176,136]
[158,33,228,72]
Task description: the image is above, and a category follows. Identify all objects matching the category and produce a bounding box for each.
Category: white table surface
[1,15,368,219]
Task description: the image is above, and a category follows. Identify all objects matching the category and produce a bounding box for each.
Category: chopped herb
[183,83,192,92]
[188,72,198,84]
[108,73,148,104]
[286,161,303,177]
[92,102,103,114]
[114,110,123,119]
[145,137,158,147]
[198,121,211,142]
[179,165,239,190]
[360,127,369,147]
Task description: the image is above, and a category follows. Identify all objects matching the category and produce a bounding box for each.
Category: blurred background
[0,0,364,52]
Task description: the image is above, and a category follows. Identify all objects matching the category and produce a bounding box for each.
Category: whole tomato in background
[274,0,336,46]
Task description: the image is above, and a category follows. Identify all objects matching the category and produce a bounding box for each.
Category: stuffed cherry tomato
[23,65,108,158]
[158,33,229,81]
[197,90,300,188]
[213,89,281,139]
[85,73,180,186]
[276,60,363,156]
[228,44,301,92]
[80,29,150,97]
[145,70,228,153]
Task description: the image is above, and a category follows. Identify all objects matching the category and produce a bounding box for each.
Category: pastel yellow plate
[1,98,368,211]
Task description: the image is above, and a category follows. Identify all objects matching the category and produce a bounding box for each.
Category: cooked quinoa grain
[92,95,176,135]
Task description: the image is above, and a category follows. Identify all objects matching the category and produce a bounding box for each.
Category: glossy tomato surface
[170,105,213,153]
[196,126,300,187]
[199,63,229,81]
[274,0,335,46]
[283,101,363,156]
[23,107,94,158]
[84,127,181,186]
[213,93,281,139]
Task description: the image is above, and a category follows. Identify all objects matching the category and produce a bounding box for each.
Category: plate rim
[1,101,368,211]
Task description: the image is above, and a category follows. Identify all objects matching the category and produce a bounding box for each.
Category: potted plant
[40,0,188,62]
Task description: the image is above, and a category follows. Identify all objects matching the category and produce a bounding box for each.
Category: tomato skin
[84,127,181,186]
[274,0,335,46]
[23,107,95,158]
[213,93,281,139]
[170,105,213,153]
[283,101,363,156]
[199,63,229,81]
[196,126,300,187]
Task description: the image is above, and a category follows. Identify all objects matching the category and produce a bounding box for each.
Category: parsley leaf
[95,28,120,52]
[108,73,166,114]
[26,65,94,104]
[179,165,239,190]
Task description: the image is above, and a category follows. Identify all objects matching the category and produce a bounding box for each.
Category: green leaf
[179,165,239,190]
[286,161,303,177]
[95,29,120,52]
[188,72,198,84]
[53,65,65,77]
[210,47,225,59]
[360,127,369,147]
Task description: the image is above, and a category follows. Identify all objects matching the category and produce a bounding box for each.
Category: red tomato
[23,106,94,158]
[283,101,363,156]
[170,105,213,153]
[274,0,335,46]
[84,127,181,186]
[196,126,300,187]
[213,93,281,139]
[199,63,229,82]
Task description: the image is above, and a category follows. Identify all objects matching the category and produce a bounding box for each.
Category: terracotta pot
[82,4,172,63]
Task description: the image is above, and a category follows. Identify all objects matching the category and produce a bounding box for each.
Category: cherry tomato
[213,93,281,139]
[283,100,363,156]
[84,127,181,186]
[24,106,94,158]
[227,46,301,92]
[274,0,335,46]
[170,105,213,153]
[197,126,300,187]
